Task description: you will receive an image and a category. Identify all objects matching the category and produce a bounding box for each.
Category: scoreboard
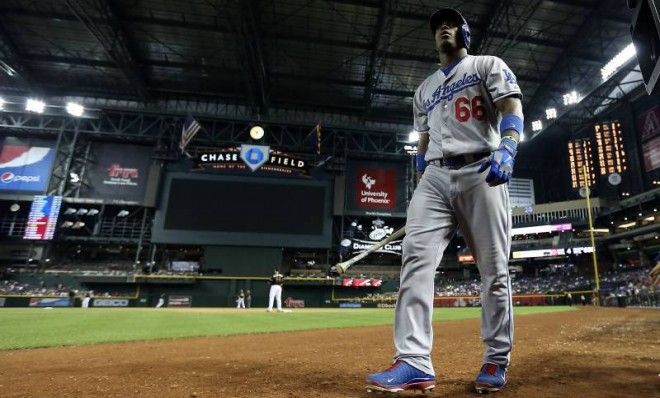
[593,121,626,176]
[23,195,62,240]
[567,138,596,188]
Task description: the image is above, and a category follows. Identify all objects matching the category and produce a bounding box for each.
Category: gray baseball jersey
[413,55,522,160]
[393,55,522,376]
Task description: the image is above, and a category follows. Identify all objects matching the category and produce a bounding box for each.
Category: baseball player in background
[155,293,166,308]
[366,8,523,394]
[267,269,284,312]
[81,292,91,308]
[236,289,246,309]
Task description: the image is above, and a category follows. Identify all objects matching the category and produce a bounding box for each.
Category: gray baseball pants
[394,160,513,375]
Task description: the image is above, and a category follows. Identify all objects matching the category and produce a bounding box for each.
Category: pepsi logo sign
[0,172,40,183]
[1,172,13,183]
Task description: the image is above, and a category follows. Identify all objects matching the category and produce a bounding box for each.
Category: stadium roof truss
[0,0,637,153]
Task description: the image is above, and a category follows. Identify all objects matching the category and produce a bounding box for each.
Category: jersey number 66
[455,96,486,122]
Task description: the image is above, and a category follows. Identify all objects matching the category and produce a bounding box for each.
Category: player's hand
[478,147,514,186]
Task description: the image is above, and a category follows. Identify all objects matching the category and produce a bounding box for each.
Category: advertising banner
[341,218,403,258]
[284,297,305,308]
[636,105,660,172]
[641,136,660,172]
[170,261,200,273]
[636,105,660,142]
[345,159,409,217]
[0,139,56,193]
[29,297,71,307]
[80,143,153,203]
[167,295,192,307]
[195,145,309,175]
[93,299,129,307]
[341,278,383,287]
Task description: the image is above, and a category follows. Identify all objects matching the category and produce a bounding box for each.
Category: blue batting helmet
[430,8,471,50]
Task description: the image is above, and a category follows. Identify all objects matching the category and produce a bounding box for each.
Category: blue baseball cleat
[366,360,435,393]
[474,363,507,394]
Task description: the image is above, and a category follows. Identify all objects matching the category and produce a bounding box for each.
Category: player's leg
[267,286,275,311]
[367,165,456,392]
[275,286,282,311]
[452,163,513,392]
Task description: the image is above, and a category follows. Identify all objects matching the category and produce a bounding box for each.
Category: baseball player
[81,292,91,308]
[267,269,284,312]
[236,289,246,309]
[366,8,523,394]
[155,293,166,308]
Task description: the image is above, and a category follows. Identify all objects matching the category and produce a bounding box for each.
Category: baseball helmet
[430,8,471,50]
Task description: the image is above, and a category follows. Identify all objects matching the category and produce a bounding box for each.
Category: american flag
[180,114,201,152]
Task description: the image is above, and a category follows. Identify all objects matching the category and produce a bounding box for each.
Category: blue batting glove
[478,147,514,186]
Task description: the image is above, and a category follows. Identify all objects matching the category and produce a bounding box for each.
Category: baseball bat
[332,226,406,275]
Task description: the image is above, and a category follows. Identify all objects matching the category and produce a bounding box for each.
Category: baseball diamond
[0,1,659,398]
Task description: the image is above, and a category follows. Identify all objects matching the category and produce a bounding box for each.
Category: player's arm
[478,57,524,186]
[495,96,523,142]
[412,86,430,181]
[479,95,523,186]
[416,133,429,182]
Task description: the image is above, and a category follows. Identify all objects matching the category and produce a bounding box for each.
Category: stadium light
[531,120,543,132]
[26,98,45,113]
[69,172,80,183]
[408,131,420,142]
[117,210,130,217]
[519,132,525,142]
[0,97,4,110]
[618,221,636,229]
[545,108,557,119]
[76,208,88,216]
[64,208,77,215]
[66,102,84,117]
[601,43,636,81]
[562,91,579,105]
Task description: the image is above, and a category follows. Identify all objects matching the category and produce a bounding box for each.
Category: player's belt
[429,152,490,169]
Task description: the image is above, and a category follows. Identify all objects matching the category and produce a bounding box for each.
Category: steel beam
[64,0,148,98]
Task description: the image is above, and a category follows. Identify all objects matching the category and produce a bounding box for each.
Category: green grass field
[0,306,574,350]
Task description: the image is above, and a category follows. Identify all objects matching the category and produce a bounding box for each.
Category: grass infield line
[0,306,574,350]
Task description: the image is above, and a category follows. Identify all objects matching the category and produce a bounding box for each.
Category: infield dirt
[0,307,657,397]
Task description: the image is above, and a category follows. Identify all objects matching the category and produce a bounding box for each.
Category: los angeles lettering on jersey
[423,72,481,112]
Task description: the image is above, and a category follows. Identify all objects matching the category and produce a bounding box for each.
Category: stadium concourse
[0,0,659,397]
